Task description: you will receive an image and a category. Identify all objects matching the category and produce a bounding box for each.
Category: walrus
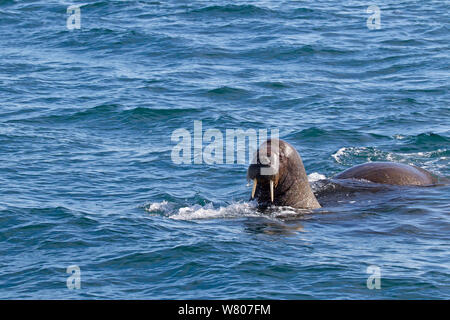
[247,139,439,209]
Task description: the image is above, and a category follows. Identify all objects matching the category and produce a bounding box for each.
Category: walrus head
[247,139,321,209]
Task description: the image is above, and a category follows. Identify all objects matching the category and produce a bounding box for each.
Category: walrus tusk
[251,179,257,199]
[270,180,274,203]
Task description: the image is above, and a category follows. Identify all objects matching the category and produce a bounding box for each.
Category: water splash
[145,200,314,221]
[332,146,448,175]
[308,172,327,182]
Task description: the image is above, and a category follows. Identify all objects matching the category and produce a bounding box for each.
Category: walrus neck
[293,176,321,209]
[282,166,321,209]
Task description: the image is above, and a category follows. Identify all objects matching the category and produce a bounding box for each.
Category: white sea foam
[145,200,310,221]
[145,200,172,214]
[332,147,348,163]
[331,146,448,174]
[170,202,260,220]
[331,147,393,164]
[308,172,327,182]
[145,201,258,220]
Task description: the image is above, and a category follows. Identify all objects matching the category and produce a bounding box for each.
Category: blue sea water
[0,0,449,299]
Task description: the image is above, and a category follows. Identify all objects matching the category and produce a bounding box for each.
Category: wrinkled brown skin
[247,139,438,210]
[247,139,321,209]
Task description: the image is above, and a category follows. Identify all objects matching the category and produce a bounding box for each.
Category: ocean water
[0,0,449,299]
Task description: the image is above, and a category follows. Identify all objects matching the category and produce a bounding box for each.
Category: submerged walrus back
[334,162,437,186]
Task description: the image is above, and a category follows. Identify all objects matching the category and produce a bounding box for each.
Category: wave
[205,86,251,97]
[253,81,292,89]
[286,128,390,147]
[296,127,388,140]
[5,105,203,125]
[238,44,355,61]
[405,133,450,145]
[188,4,273,16]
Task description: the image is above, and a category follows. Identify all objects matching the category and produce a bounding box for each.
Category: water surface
[0,0,449,299]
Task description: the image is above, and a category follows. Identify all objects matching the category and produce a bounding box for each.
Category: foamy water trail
[332,147,448,174]
[146,173,327,220]
[145,201,260,220]
[308,172,327,182]
[145,200,315,220]
[332,147,397,164]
